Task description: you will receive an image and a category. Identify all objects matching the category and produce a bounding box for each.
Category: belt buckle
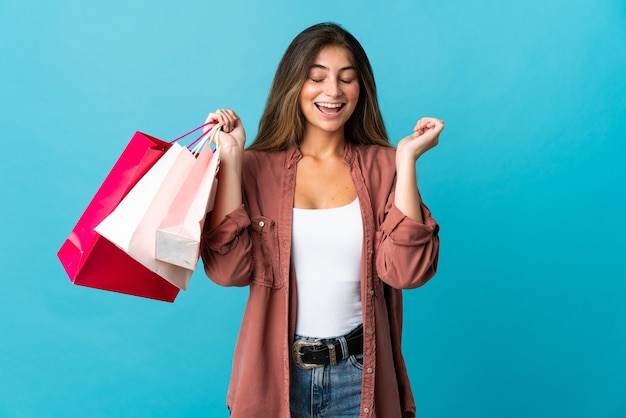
[292,339,324,370]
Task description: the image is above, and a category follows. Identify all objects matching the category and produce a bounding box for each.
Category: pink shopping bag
[58,123,214,301]
[57,131,181,302]
[155,125,221,270]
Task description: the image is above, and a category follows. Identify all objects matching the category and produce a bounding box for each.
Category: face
[299,45,360,137]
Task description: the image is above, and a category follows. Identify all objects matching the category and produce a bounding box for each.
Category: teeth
[316,103,343,109]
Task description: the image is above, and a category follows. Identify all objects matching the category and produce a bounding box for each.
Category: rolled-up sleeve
[376,202,440,289]
[200,205,254,287]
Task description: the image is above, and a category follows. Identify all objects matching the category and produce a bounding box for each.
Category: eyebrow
[310,64,356,72]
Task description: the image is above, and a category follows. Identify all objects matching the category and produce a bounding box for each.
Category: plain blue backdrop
[1,0,625,417]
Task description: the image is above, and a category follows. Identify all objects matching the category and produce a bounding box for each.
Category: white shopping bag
[95,141,198,290]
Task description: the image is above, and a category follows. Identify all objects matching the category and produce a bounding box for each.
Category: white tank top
[292,198,363,338]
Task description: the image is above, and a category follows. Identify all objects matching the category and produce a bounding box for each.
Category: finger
[414,121,429,134]
[426,117,444,127]
[205,110,230,133]
[204,111,231,134]
[430,118,444,132]
[216,109,239,133]
[204,112,221,132]
[415,117,444,132]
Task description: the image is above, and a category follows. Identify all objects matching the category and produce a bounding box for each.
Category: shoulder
[241,149,292,184]
[351,144,396,170]
[240,149,291,211]
[348,144,397,199]
[243,149,288,169]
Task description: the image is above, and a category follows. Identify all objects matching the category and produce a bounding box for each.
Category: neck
[299,127,347,159]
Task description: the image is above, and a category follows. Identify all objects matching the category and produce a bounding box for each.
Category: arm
[376,196,440,289]
[204,109,246,228]
[201,205,253,287]
[375,117,443,289]
[200,110,252,287]
[394,117,444,223]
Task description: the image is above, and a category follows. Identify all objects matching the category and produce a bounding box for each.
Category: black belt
[292,325,363,370]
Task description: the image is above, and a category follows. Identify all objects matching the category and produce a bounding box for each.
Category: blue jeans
[290,333,363,418]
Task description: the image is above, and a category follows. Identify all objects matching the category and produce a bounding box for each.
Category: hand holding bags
[94,124,221,291]
[155,125,221,270]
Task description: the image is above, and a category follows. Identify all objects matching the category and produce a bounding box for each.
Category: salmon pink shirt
[201,142,440,418]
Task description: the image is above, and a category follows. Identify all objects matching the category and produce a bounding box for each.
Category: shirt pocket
[250,216,283,289]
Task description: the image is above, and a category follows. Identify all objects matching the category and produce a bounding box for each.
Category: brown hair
[248,22,390,151]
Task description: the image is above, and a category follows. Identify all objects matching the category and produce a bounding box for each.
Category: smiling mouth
[315,102,345,115]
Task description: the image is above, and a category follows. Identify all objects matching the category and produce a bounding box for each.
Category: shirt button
[367,367,373,374]
[369,290,375,296]
[258,221,265,227]
[364,407,370,413]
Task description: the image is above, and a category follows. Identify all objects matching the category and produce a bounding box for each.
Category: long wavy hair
[248,22,391,151]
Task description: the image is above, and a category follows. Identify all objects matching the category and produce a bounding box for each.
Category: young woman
[201,22,443,418]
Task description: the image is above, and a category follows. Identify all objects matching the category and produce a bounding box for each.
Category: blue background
[1,0,625,417]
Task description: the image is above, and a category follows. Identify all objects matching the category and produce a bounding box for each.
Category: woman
[201,22,442,418]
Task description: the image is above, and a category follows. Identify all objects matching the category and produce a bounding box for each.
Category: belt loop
[338,336,349,361]
[327,343,338,366]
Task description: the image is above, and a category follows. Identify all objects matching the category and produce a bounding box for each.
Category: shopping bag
[94,125,219,290]
[57,131,181,302]
[155,125,221,270]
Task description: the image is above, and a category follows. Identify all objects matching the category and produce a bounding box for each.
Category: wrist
[395,153,418,173]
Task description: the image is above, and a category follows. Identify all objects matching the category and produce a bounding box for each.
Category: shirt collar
[285,141,356,169]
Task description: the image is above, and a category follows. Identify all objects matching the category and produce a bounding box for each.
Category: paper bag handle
[169,121,217,145]
[189,124,222,155]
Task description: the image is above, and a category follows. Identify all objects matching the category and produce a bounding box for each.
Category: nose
[324,77,342,97]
